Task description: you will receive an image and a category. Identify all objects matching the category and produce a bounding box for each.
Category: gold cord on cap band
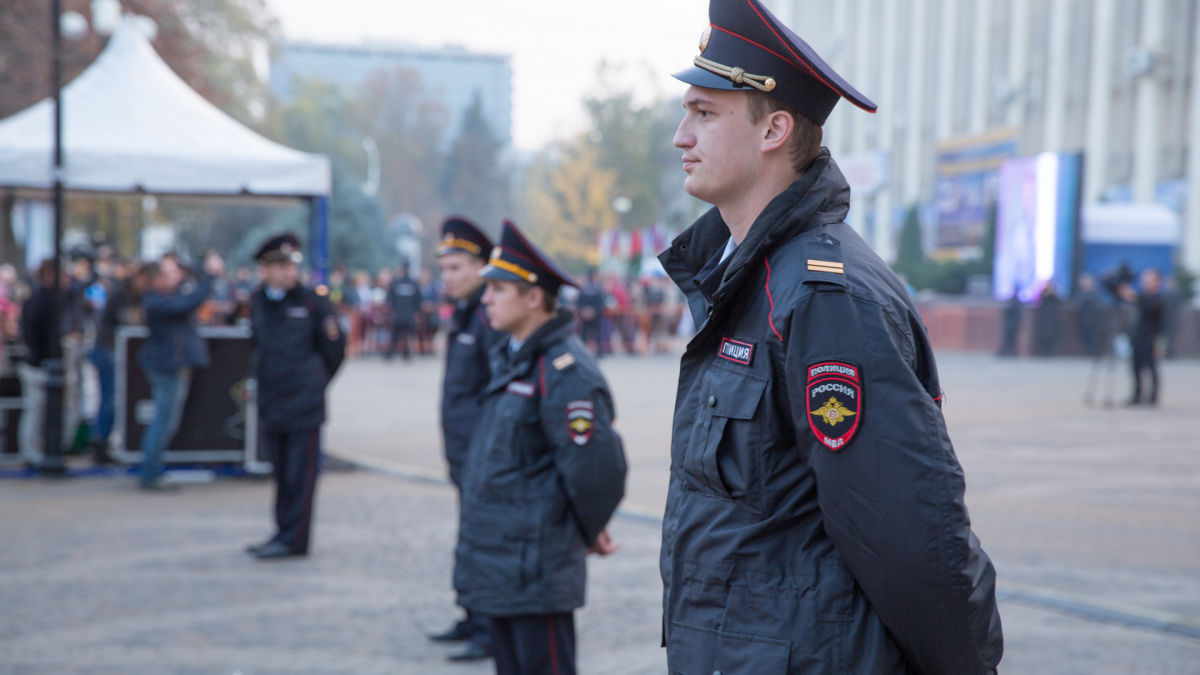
[438,237,482,256]
[693,55,777,92]
[486,258,539,284]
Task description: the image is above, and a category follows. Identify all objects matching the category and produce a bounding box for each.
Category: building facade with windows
[270,41,513,149]
[767,0,1199,275]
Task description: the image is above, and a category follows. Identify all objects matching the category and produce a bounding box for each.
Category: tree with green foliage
[439,92,510,233]
[0,0,277,124]
[352,67,447,262]
[580,62,688,231]
[895,205,925,277]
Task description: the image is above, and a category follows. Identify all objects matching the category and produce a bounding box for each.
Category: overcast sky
[265,0,708,151]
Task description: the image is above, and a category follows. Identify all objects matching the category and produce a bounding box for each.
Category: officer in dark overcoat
[454,220,627,675]
[658,1,1003,673]
[428,217,502,661]
[244,233,346,559]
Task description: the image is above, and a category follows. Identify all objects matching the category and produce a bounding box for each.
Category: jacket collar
[660,148,851,329]
[451,285,485,332]
[486,310,575,394]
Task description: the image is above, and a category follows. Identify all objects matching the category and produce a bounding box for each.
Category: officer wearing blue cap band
[455,220,627,675]
[659,1,1003,673]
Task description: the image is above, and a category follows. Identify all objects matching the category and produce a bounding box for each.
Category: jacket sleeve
[540,367,628,546]
[784,289,1003,675]
[311,293,346,380]
[144,274,212,319]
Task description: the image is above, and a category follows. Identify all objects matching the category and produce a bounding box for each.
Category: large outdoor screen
[993,152,1082,301]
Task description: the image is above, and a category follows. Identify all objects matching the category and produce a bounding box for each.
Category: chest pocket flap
[689,371,767,501]
[710,373,767,419]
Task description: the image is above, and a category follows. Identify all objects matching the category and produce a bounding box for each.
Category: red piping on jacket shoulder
[764,257,783,342]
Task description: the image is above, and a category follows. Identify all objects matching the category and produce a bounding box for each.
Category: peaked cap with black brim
[673,0,877,126]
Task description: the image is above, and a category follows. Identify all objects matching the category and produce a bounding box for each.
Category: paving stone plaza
[2,353,1198,673]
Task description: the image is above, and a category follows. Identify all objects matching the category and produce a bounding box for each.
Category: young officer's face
[482,279,540,335]
[263,261,299,290]
[439,252,484,301]
[674,86,766,205]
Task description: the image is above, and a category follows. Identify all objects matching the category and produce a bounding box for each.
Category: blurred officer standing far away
[1121,267,1166,406]
[454,220,627,675]
[245,233,345,560]
[657,1,1003,673]
[429,217,502,662]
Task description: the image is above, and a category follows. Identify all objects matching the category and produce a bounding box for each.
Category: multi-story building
[767,0,1198,274]
[270,41,513,148]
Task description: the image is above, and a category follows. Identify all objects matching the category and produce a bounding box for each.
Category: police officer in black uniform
[658,1,1003,673]
[454,220,627,675]
[387,263,420,360]
[245,233,346,560]
[428,217,501,661]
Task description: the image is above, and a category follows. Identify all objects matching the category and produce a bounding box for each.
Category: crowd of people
[0,238,691,470]
[320,264,690,360]
[997,264,1180,407]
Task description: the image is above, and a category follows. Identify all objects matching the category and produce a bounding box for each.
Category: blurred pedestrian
[1122,268,1166,406]
[456,221,626,675]
[575,270,606,355]
[1073,274,1103,356]
[428,217,501,662]
[386,263,420,360]
[417,267,441,355]
[137,252,222,491]
[658,1,1002,671]
[998,290,1022,357]
[244,234,345,559]
[17,260,59,468]
[1080,274,1121,407]
[88,263,151,463]
[1031,281,1062,356]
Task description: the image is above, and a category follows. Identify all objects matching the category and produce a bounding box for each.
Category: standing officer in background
[1122,267,1166,406]
[386,263,420,360]
[428,217,501,662]
[245,233,345,560]
[455,221,627,675]
[658,1,1003,673]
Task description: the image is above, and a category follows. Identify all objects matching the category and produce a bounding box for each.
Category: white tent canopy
[0,18,329,197]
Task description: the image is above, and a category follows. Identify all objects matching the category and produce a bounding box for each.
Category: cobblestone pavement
[1,352,1198,673]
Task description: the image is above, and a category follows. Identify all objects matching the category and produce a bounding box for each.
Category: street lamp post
[39,0,68,475]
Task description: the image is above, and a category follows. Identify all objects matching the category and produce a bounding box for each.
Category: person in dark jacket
[386,264,420,360]
[88,265,150,463]
[429,217,502,661]
[454,220,627,675]
[138,252,222,490]
[575,270,607,355]
[658,2,1003,673]
[1031,281,1063,356]
[17,260,60,468]
[244,233,346,559]
[1121,267,1166,406]
[998,291,1023,357]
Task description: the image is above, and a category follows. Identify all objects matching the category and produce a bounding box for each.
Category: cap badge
[698,26,712,54]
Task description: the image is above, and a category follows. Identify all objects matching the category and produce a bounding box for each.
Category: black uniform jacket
[250,285,346,432]
[658,150,1003,675]
[454,312,627,617]
[440,287,501,486]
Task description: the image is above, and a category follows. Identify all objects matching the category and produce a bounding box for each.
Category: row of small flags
[595,224,677,261]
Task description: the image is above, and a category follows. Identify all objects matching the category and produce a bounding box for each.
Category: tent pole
[40,0,67,475]
[308,195,329,284]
